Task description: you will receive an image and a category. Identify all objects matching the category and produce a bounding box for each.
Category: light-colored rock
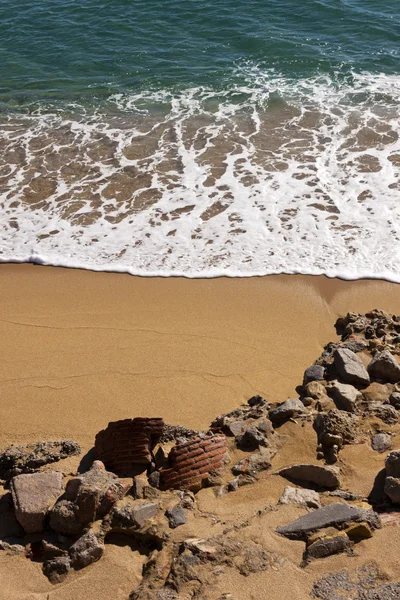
[368,350,400,383]
[304,381,326,400]
[278,486,321,509]
[334,348,370,387]
[0,539,25,555]
[328,381,360,412]
[371,432,392,453]
[106,500,160,532]
[269,399,306,425]
[276,464,341,490]
[11,470,63,534]
[69,530,105,569]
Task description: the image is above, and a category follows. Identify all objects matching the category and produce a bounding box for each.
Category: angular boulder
[303,365,325,386]
[11,470,63,534]
[276,503,380,540]
[371,432,392,453]
[106,500,160,533]
[165,505,187,529]
[269,399,306,425]
[334,348,370,387]
[368,350,400,383]
[276,464,341,490]
[328,381,360,413]
[43,556,71,584]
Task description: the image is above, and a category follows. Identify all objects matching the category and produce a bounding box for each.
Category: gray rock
[43,555,71,584]
[384,476,400,504]
[269,398,306,425]
[334,348,370,387]
[148,471,161,489]
[278,486,321,509]
[232,448,273,477]
[390,392,400,409]
[226,420,246,437]
[165,505,187,529]
[276,503,380,540]
[368,350,400,383]
[365,403,399,424]
[235,422,273,450]
[306,532,352,559]
[49,499,83,535]
[342,339,368,353]
[132,477,146,499]
[107,500,159,532]
[10,470,63,534]
[0,539,25,555]
[371,432,392,453]
[303,365,325,386]
[328,381,360,413]
[385,450,400,478]
[276,464,341,490]
[69,530,105,569]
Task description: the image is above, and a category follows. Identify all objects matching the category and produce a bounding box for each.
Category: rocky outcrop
[160,435,228,492]
[10,470,63,534]
[0,440,80,480]
[95,418,165,477]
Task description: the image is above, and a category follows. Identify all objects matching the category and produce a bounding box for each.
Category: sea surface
[1,0,399,278]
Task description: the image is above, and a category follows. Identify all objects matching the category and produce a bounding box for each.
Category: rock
[303,381,326,400]
[235,421,273,451]
[226,420,246,437]
[69,530,105,569]
[328,381,360,412]
[390,391,400,409]
[278,486,321,509]
[65,460,129,523]
[43,556,71,584]
[385,451,400,476]
[314,409,358,461]
[364,403,398,424]
[0,539,25,555]
[0,440,80,480]
[148,471,161,489]
[276,464,341,490]
[334,348,370,387]
[342,338,368,353]
[49,500,83,535]
[371,432,392,453]
[313,563,400,600]
[345,522,373,540]
[306,531,351,559]
[269,399,306,425]
[232,448,273,478]
[248,395,268,408]
[384,476,400,504]
[165,505,187,529]
[132,477,146,499]
[10,470,63,534]
[276,503,380,540]
[362,382,393,404]
[303,365,325,385]
[107,500,160,532]
[368,350,400,383]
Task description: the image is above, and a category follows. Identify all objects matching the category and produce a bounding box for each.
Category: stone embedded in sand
[362,382,393,404]
[165,505,186,529]
[278,486,321,509]
[0,440,80,480]
[276,503,380,540]
[69,530,105,569]
[11,470,63,534]
[0,539,25,555]
[269,398,306,425]
[303,364,325,386]
[276,464,341,490]
[371,432,392,453]
[235,419,274,451]
[303,381,326,400]
[333,348,370,387]
[368,350,400,383]
[390,391,400,409]
[106,499,160,533]
[94,417,164,477]
[314,409,358,450]
[306,531,351,559]
[43,555,71,584]
[160,435,228,492]
[345,522,373,540]
[328,381,360,413]
[232,447,273,478]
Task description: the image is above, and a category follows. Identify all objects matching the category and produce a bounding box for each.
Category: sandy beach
[1,264,400,599]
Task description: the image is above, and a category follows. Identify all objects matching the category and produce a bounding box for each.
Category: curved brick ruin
[160,435,228,492]
[94,418,164,477]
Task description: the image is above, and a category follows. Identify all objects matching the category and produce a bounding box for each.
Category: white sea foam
[1,68,400,279]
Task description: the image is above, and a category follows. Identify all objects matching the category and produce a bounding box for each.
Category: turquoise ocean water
[0,1,399,278]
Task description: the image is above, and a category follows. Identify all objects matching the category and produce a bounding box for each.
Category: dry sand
[1,264,400,599]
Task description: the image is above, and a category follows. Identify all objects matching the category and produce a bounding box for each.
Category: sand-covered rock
[278,486,321,509]
[276,464,341,490]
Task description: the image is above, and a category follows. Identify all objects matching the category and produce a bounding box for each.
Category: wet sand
[1,264,400,599]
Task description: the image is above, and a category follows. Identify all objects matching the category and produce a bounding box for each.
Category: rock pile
[0,440,80,481]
